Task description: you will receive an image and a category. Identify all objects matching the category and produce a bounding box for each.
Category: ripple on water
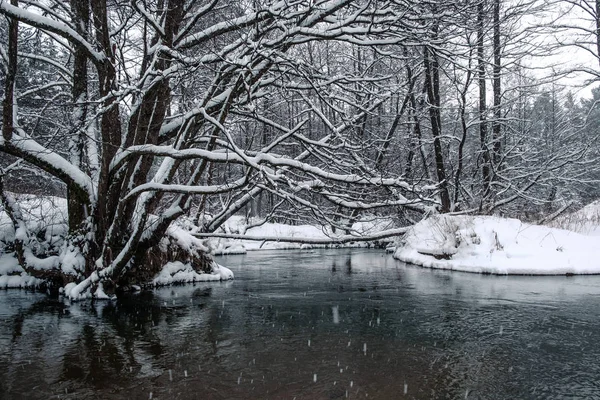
[1,249,600,399]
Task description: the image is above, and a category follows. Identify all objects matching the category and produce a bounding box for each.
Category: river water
[1,248,600,399]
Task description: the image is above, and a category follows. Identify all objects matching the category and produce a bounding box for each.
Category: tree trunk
[492,0,502,167]
[478,0,491,199]
[2,0,18,145]
[596,0,600,68]
[67,0,91,235]
[455,47,474,207]
[423,46,451,213]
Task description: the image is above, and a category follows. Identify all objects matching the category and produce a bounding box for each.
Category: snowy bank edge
[392,214,600,276]
[393,248,600,276]
[151,261,234,286]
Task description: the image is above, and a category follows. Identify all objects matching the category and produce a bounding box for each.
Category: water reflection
[1,249,600,399]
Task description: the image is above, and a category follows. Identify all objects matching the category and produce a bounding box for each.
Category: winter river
[2,248,600,399]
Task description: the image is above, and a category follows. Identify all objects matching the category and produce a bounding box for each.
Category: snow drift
[393,214,600,275]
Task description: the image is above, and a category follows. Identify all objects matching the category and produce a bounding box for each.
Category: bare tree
[2,0,598,298]
[0,0,444,297]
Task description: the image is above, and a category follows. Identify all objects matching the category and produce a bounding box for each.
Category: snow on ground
[152,261,234,286]
[0,194,234,290]
[394,214,600,275]
[548,200,600,236]
[11,192,600,281]
[207,216,393,254]
[211,220,329,253]
[0,254,42,288]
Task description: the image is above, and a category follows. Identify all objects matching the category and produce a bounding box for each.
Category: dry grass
[547,201,600,235]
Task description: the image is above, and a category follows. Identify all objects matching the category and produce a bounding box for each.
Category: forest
[1,0,600,297]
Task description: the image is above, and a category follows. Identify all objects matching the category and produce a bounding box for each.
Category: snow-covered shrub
[398,215,462,259]
[0,194,69,258]
[1,195,233,295]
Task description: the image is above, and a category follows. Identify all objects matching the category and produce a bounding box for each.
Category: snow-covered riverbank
[202,216,395,255]
[4,193,600,287]
[0,194,235,290]
[393,214,600,275]
[0,195,392,289]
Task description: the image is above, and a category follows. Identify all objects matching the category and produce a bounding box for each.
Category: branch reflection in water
[2,249,600,399]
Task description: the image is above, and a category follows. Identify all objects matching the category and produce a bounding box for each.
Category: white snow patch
[59,245,85,276]
[62,282,78,298]
[212,242,247,255]
[0,273,41,289]
[394,214,600,275]
[94,282,114,300]
[63,273,97,300]
[152,261,233,286]
[23,248,59,270]
[0,252,42,289]
[0,253,22,275]
[204,215,394,254]
[167,224,210,254]
[0,254,44,289]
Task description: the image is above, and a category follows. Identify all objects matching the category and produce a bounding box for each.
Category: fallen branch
[537,201,574,225]
[193,227,408,244]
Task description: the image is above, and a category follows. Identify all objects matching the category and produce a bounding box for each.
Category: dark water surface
[2,249,600,399]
